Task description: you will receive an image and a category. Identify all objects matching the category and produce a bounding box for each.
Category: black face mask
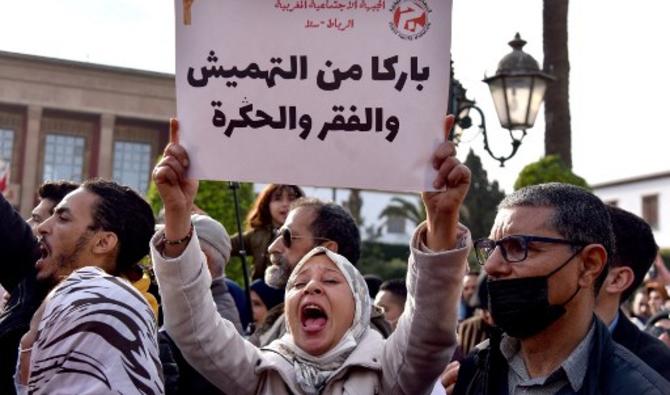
[487,249,583,339]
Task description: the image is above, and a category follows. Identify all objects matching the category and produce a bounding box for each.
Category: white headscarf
[272,247,370,394]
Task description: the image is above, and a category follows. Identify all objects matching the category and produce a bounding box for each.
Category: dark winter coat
[612,310,670,381]
[454,316,670,395]
[0,194,47,395]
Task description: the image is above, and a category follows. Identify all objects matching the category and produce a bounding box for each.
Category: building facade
[0,50,174,217]
[593,171,670,249]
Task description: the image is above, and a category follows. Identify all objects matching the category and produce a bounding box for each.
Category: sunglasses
[473,235,586,266]
[275,227,330,248]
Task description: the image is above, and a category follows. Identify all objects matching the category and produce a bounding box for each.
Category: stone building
[0,50,174,217]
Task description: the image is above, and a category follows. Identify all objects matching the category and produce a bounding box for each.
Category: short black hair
[291,198,361,265]
[364,274,383,299]
[499,183,615,293]
[82,179,155,275]
[380,278,407,304]
[607,206,658,303]
[38,180,79,210]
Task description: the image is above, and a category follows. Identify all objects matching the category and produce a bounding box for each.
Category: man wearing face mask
[453,183,670,394]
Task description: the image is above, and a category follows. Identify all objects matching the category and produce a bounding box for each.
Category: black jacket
[612,310,670,381]
[454,316,670,395]
[0,194,47,395]
[159,330,226,395]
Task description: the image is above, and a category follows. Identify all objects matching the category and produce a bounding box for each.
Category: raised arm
[381,115,471,394]
[422,115,471,251]
[151,119,261,394]
[0,193,39,291]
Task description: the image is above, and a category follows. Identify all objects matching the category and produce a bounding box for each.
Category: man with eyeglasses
[453,183,669,395]
[252,197,394,345]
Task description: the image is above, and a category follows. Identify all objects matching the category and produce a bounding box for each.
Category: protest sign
[175,0,452,192]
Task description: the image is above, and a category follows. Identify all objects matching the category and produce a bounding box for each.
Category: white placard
[176,0,452,192]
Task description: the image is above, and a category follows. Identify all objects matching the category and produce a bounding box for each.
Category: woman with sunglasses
[151,117,472,394]
[231,184,305,280]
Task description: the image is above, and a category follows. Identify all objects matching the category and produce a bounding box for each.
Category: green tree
[358,241,411,280]
[514,155,589,191]
[343,188,364,226]
[661,249,670,266]
[462,150,506,240]
[146,179,255,285]
[378,195,426,226]
[378,194,471,230]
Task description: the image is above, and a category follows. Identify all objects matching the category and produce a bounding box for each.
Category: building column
[97,114,115,179]
[19,105,42,217]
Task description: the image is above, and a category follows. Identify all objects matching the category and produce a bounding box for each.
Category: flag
[0,158,9,194]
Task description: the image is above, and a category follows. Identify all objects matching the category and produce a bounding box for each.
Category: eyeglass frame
[473,235,588,266]
[275,227,330,249]
[647,325,670,339]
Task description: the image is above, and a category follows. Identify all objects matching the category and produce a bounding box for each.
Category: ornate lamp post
[452,33,554,166]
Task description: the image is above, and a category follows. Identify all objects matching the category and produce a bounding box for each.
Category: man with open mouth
[17,180,164,394]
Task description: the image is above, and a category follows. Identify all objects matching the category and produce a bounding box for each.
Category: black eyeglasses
[275,228,330,248]
[647,325,670,339]
[473,235,587,266]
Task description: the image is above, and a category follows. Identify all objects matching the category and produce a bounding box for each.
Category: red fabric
[0,171,7,193]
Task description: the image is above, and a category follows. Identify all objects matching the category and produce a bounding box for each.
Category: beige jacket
[151,222,470,395]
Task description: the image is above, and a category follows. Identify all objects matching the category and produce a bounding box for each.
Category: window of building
[386,215,406,234]
[0,128,14,164]
[113,141,151,194]
[642,194,659,229]
[42,134,85,182]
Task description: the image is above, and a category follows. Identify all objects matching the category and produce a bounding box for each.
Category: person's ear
[578,244,608,288]
[603,266,635,295]
[93,231,119,256]
[322,240,339,254]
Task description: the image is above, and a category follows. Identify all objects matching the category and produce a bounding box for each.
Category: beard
[53,230,95,283]
[265,254,292,289]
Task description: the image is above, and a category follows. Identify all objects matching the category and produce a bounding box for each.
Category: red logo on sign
[389,0,431,40]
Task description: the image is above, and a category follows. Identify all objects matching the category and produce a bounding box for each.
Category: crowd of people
[0,115,669,394]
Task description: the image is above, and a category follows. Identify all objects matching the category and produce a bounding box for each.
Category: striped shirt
[28,266,164,394]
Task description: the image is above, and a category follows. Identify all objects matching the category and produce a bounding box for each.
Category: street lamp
[452,33,554,166]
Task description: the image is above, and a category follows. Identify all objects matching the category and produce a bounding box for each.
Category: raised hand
[440,360,460,394]
[421,115,471,251]
[152,119,198,250]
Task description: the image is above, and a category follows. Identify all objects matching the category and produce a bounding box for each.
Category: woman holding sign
[151,118,471,394]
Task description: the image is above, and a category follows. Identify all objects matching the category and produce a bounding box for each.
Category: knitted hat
[191,214,232,262]
[250,278,285,311]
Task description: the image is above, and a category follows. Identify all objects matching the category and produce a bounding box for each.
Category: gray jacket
[152,223,470,395]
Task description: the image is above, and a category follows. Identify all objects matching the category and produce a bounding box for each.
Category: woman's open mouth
[300,303,328,334]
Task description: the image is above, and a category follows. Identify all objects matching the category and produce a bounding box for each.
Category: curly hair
[82,179,155,275]
[38,180,79,208]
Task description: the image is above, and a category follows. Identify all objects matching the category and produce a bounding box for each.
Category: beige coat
[151,222,470,395]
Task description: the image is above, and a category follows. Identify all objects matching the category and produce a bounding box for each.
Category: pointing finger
[444,114,455,141]
[169,118,179,145]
